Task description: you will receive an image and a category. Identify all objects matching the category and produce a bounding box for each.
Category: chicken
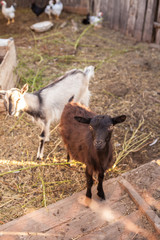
[31,2,47,17]
[82,12,103,27]
[1,1,16,25]
[45,0,53,19]
[51,0,63,20]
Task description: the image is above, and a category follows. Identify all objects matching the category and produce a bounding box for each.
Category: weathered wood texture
[0,39,17,113]
[134,0,147,41]
[143,0,158,42]
[100,0,159,44]
[155,1,160,44]
[0,161,159,240]
[0,39,17,90]
[126,0,138,37]
[62,0,88,14]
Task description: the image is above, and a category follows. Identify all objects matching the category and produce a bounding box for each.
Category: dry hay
[0,9,160,224]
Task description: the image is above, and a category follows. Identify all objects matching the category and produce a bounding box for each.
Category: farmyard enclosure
[0,5,160,225]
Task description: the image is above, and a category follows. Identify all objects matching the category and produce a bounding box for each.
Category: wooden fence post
[120,0,131,34]
[155,1,160,44]
[126,0,138,37]
[134,0,148,41]
[143,0,158,42]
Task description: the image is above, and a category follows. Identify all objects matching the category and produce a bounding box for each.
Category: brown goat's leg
[97,172,105,200]
[85,168,93,199]
[67,153,70,162]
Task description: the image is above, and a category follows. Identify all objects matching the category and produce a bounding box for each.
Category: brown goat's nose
[94,140,105,150]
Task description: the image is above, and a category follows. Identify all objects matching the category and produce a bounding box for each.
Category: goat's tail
[84,66,94,82]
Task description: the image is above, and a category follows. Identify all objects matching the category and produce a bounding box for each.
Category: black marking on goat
[4,99,7,111]
[34,92,43,105]
[40,130,45,138]
[39,139,44,152]
[8,96,12,115]
[25,109,45,120]
[35,70,84,93]
[67,153,70,162]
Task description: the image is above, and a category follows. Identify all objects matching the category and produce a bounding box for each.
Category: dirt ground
[0,8,160,224]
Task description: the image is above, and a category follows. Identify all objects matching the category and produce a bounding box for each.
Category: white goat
[0,66,94,159]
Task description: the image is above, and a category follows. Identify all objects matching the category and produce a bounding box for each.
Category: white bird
[1,1,16,25]
[90,12,103,27]
[82,12,103,27]
[45,0,53,19]
[51,0,63,20]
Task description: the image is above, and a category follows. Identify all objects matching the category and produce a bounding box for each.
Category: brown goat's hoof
[97,192,106,200]
[86,192,92,199]
[84,196,92,207]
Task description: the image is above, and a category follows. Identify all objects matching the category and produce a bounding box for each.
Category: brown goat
[60,101,126,200]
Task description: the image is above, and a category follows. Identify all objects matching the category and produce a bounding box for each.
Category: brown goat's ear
[74,116,91,124]
[112,115,126,125]
[20,84,28,95]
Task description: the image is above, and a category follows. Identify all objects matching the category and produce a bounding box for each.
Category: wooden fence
[101,0,160,43]
[3,0,160,44]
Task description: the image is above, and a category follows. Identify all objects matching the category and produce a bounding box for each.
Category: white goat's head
[0,84,28,116]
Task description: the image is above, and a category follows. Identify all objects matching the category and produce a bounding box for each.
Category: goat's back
[37,69,93,121]
[60,102,95,164]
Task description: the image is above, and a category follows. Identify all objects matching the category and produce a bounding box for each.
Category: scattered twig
[8,113,25,133]
[74,25,92,52]
[39,175,47,207]
[46,140,62,159]
[0,161,71,177]
[112,119,152,169]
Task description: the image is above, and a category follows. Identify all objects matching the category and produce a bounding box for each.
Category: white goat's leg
[36,121,50,159]
[37,130,45,160]
[44,121,50,142]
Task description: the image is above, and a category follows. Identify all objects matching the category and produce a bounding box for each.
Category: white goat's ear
[0,90,6,95]
[20,84,28,94]
[74,116,92,124]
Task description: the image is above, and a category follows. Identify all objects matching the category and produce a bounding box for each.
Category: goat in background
[0,66,94,159]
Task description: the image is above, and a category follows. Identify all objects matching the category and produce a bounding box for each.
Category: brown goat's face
[90,116,113,150]
[75,114,126,151]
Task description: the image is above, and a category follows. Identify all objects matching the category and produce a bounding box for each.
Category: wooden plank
[126,0,138,37]
[0,39,17,90]
[119,177,160,234]
[94,0,101,16]
[120,0,131,34]
[155,1,160,44]
[77,211,151,240]
[154,21,160,28]
[0,179,126,240]
[143,0,158,42]
[0,162,160,239]
[106,0,115,28]
[113,0,121,30]
[134,0,148,41]
[100,0,109,21]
